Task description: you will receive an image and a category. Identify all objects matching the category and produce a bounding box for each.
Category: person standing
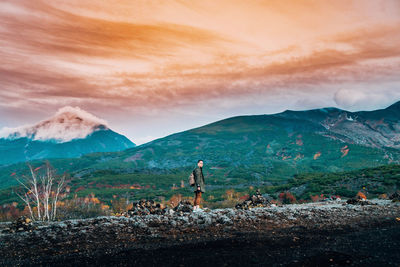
[193,160,205,211]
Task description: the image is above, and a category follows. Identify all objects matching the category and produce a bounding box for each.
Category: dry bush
[279,191,297,204]
[378,193,388,199]
[356,191,367,200]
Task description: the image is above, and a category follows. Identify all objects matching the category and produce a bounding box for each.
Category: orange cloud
[1,0,400,140]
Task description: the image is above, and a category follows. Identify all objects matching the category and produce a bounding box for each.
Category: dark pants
[194,191,202,206]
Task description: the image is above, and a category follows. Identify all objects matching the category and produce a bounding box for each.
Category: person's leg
[195,191,201,206]
[198,191,202,207]
[194,191,199,210]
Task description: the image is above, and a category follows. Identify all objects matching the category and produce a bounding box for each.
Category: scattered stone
[235,189,270,209]
[1,200,399,267]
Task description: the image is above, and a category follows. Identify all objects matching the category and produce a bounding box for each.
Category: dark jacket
[193,166,205,193]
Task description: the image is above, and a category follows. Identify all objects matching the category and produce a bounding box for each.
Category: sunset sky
[1,0,400,145]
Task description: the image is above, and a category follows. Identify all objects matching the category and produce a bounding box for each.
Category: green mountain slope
[1,101,399,192]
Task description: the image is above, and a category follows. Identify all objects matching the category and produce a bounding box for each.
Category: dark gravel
[1,200,399,266]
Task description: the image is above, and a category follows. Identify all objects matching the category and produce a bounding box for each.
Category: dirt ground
[1,200,399,266]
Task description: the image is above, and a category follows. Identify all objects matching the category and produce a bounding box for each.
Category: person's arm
[194,168,201,189]
[200,169,205,184]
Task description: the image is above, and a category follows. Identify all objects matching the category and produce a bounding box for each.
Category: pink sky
[1,0,400,145]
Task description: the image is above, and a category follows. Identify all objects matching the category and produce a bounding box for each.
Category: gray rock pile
[3,216,35,233]
[173,200,193,214]
[125,199,194,217]
[235,189,270,209]
[346,198,376,205]
[126,199,167,216]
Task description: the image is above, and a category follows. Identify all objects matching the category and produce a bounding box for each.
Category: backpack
[188,170,195,186]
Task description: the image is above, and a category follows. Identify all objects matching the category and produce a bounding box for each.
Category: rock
[1,200,400,267]
[126,199,194,217]
[127,199,168,216]
[166,208,175,216]
[235,189,270,209]
[173,200,193,213]
[346,198,375,206]
[5,216,36,233]
[216,215,233,225]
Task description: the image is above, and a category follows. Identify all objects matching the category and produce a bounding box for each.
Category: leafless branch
[12,162,66,221]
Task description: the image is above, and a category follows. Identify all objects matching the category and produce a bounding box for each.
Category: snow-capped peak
[0,106,109,143]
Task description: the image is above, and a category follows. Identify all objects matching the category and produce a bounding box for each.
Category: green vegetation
[260,164,400,199]
[2,163,399,208]
[0,163,399,221]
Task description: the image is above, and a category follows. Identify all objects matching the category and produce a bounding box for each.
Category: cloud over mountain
[0,106,108,142]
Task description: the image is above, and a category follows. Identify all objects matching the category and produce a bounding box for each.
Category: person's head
[197,160,203,168]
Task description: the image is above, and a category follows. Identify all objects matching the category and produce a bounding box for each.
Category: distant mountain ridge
[275,102,400,150]
[0,106,135,165]
[102,100,400,172]
[0,101,399,191]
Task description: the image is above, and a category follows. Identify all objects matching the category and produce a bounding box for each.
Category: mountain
[0,107,135,165]
[104,100,400,170]
[1,101,400,192]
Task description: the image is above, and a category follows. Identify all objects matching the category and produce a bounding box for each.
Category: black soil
[1,201,400,266]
